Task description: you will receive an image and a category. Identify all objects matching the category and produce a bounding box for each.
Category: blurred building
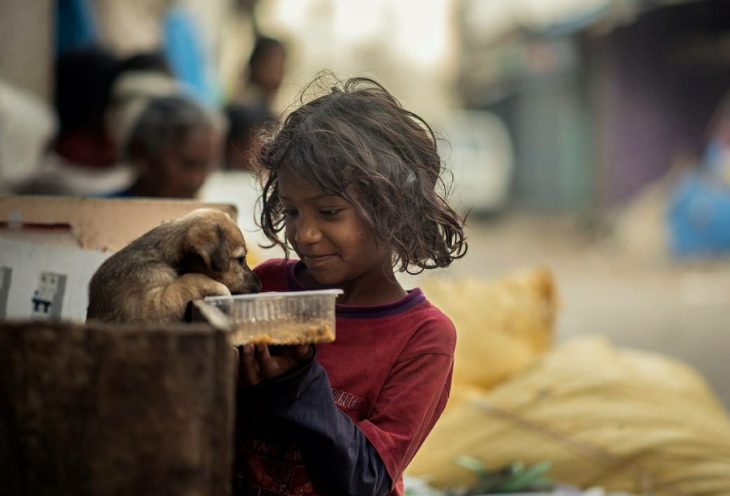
[3,0,729,215]
[457,0,730,213]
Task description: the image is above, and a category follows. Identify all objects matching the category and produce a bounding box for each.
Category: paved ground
[409,213,730,409]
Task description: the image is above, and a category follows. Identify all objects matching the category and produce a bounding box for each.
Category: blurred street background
[1,0,729,407]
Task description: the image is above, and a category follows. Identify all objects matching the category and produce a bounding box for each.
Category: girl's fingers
[294,344,313,360]
[256,344,279,378]
[256,343,271,361]
[245,344,313,381]
[239,344,260,385]
[232,346,240,381]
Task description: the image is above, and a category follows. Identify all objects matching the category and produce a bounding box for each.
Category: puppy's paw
[177,273,232,299]
[150,273,232,322]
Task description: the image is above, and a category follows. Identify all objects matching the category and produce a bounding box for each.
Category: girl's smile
[301,253,336,267]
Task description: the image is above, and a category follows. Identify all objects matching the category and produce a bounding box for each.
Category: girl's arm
[256,357,393,496]
[239,310,455,495]
[259,345,453,495]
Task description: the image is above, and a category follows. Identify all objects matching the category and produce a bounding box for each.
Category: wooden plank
[0,196,237,252]
[0,321,234,496]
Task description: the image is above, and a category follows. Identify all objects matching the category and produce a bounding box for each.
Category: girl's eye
[319,208,342,218]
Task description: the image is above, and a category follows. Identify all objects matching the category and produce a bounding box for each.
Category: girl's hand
[237,343,313,386]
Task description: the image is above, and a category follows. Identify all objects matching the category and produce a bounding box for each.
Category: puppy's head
[180,209,261,294]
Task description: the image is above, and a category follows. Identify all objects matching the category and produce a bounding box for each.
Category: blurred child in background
[237,36,287,111]
[223,103,276,171]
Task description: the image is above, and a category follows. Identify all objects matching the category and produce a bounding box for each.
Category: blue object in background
[163,7,219,107]
[56,0,100,54]
[668,171,730,258]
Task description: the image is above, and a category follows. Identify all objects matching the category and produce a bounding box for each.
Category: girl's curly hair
[255,73,467,274]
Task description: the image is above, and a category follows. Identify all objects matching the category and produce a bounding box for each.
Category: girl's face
[278,166,401,304]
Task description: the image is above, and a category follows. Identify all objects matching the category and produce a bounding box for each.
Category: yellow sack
[408,337,730,496]
[421,268,557,394]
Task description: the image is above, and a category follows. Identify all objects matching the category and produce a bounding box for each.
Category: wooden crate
[0,321,234,496]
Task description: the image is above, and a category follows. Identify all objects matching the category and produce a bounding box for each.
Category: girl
[235,75,467,496]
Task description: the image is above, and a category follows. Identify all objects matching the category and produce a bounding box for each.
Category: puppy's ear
[208,224,230,272]
[183,223,230,273]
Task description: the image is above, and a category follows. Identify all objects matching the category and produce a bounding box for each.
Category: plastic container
[203,289,343,345]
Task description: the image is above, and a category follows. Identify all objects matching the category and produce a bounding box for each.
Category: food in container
[201,289,342,346]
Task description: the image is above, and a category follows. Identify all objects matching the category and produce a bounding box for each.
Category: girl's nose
[295,215,322,245]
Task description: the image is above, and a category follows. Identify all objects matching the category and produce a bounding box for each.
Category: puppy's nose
[250,278,262,294]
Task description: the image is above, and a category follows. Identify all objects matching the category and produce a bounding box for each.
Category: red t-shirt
[245,259,455,496]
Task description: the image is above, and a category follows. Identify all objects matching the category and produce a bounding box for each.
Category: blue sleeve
[252,357,392,496]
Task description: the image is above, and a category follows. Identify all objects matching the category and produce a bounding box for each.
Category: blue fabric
[162,7,218,107]
[55,0,99,54]
[668,171,730,258]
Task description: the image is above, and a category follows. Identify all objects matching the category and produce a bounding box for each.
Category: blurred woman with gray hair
[111,95,220,198]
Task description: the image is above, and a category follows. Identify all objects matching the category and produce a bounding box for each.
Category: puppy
[87,208,261,324]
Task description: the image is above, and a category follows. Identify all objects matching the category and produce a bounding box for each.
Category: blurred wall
[256,0,460,120]
[457,0,730,212]
[0,0,54,101]
[94,0,167,54]
[95,0,255,105]
[95,0,230,57]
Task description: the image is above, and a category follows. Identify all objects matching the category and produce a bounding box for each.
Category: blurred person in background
[113,51,174,77]
[13,47,136,195]
[668,92,730,258]
[237,35,287,111]
[222,103,276,172]
[110,94,219,198]
[52,47,118,170]
[105,50,182,159]
[13,48,182,196]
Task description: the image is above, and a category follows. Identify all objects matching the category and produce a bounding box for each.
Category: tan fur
[86,208,261,324]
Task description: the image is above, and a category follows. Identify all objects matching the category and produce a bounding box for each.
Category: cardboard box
[0,196,237,322]
[0,197,241,494]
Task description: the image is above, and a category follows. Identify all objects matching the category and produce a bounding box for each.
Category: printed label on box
[31,272,67,320]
